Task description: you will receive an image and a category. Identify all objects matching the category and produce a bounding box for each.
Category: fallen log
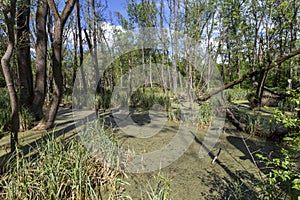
[225,107,246,133]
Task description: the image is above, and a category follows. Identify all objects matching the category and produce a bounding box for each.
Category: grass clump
[146,172,172,200]
[0,128,130,199]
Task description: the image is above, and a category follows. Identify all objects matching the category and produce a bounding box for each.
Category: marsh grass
[143,172,173,200]
[225,88,250,102]
[0,125,130,200]
[198,101,212,127]
[20,108,34,131]
[130,88,171,111]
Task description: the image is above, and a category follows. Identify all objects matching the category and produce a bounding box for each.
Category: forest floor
[0,102,281,199]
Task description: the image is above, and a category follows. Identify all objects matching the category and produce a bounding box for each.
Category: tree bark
[75,0,87,107]
[16,0,33,108]
[30,0,48,120]
[33,0,76,130]
[1,0,19,152]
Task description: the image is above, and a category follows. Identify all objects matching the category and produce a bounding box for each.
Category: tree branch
[197,47,300,102]
[61,0,76,25]
[47,0,60,21]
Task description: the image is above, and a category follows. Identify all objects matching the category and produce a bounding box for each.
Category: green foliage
[257,88,300,199]
[256,150,300,199]
[167,105,181,122]
[130,88,171,111]
[0,126,130,199]
[245,114,263,135]
[20,107,34,131]
[96,89,112,111]
[145,172,173,200]
[225,88,250,102]
[0,88,11,132]
[272,88,300,136]
[198,101,212,127]
[0,76,6,88]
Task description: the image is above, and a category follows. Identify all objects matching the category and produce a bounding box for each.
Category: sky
[106,0,128,24]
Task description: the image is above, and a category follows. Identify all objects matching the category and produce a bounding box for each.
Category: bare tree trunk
[75,0,87,104]
[92,0,100,84]
[17,0,33,108]
[1,0,19,152]
[72,28,78,85]
[171,0,178,92]
[33,0,76,130]
[159,0,167,91]
[31,0,48,120]
[83,29,101,93]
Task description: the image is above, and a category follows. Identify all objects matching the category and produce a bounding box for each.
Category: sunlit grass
[0,124,131,199]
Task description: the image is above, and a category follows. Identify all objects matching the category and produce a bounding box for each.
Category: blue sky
[106,0,128,24]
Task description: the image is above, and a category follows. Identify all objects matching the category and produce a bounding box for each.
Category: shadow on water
[190,131,261,199]
[226,135,279,173]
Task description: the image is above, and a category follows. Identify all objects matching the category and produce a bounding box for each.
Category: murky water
[115,118,280,199]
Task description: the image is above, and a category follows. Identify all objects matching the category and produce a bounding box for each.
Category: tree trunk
[171,0,178,92]
[75,0,87,107]
[33,0,76,130]
[255,68,269,109]
[16,0,33,108]
[30,0,48,120]
[1,0,19,152]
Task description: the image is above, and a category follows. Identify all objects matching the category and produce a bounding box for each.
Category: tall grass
[225,88,250,102]
[198,101,212,127]
[129,88,171,111]
[20,108,34,131]
[0,126,130,199]
[143,172,173,200]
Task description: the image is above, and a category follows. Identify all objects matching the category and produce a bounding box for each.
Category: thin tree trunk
[31,0,48,120]
[75,0,87,106]
[1,0,19,152]
[17,0,33,108]
[91,0,100,84]
[171,0,178,92]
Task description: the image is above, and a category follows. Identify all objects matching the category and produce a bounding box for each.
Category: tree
[33,0,76,130]
[1,0,19,152]
[16,0,33,108]
[30,0,48,120]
